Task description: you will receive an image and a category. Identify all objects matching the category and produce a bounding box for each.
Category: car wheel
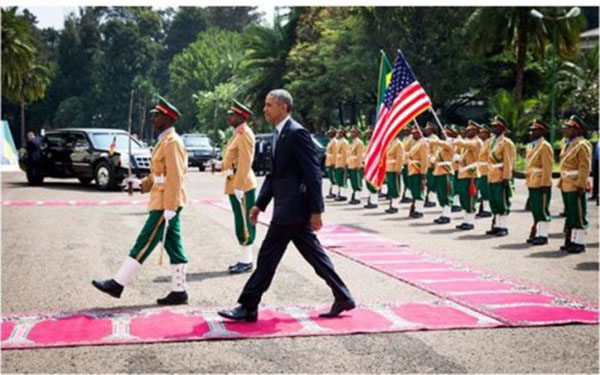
[199,165,206,172]
[79,177,93,186]
[95,162,115,191]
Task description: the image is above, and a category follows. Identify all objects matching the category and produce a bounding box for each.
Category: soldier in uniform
[525,119,553,246]
[486,115,516,237]
[222,100,258,274]
[558,115,592,253]
[384,132,405,213]
[424,122,439,207]
[407,126,429,218]
[325,127,338,199]
[453,121,482,230]
[400,127,413,203]
[92,96,190,305]
[363,126,380,208]
[428,126,455,224]
[347,126,365,205]
[334,127,349,201]
[476,124,493,217]
[451,125,462,212]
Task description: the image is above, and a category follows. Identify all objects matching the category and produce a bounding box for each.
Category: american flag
[364,52,431,187]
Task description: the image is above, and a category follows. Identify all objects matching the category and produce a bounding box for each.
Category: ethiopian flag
[376,50,393,120]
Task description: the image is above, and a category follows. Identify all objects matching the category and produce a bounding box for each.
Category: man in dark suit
[218,89,355,322]
[25,131,42,184]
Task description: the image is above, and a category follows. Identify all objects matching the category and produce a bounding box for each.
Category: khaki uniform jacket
[487,135,516,183]
[335,138,349,168]
[454,137,482,179]
[408,138,428,175]
[558,137,592,192]
[525,138,553,188]
[429,138,455,176]
[141,128,188,211]
[478,138,491,176]
[402,136,414,167]
[222,123,257,195]
[426,134,440,169]
[347,138,365,170]
[385,138,405,173]
[325,138,338,167]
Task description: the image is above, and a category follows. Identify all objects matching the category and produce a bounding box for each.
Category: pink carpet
[1,302,501,350]
[0,198,208,207]
[202,199,599,327]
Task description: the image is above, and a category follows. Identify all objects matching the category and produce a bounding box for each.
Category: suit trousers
[238,222,353,309]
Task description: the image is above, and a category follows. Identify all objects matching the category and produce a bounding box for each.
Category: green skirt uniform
[456,178,477,213]
[228,189,257,246]
[477,175,490,201]
[489,182,511,215]
[385,172,401,199]
[326,166,336,185]
[408,174,424,201]
[434,174,453,207]
[426,168,435,191]
[562,191,588,229]
[349,168,363,192]
[335,167,348,188]
[528,187,551,222]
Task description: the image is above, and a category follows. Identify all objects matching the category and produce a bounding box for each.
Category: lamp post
[530,7,581,145]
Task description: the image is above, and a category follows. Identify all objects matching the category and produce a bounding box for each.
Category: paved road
[1,170,598,373]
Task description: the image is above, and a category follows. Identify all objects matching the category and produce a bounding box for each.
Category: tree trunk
[514,8,528,118]
[20,100,25,147]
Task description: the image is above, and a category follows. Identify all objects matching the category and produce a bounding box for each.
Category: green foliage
[53,96,86,126]
[488,89,542,142]
[194,81,239,133]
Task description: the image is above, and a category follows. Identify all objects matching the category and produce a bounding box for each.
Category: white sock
[415,200,424,213]
[442,205,451,217]
[464,212,474,225]
[241,244,253,264]
[538,221,549,238]
[453,196,459,205]
[114,257,141,286]
[483,201,490,211]
[370,193,379,206]
[171,263,186,292]
[573,229,586,245]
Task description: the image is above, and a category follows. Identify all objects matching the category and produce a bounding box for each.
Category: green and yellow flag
[376,50,393,118]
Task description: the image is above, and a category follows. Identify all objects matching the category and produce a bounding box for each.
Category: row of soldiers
[325,114,592,254]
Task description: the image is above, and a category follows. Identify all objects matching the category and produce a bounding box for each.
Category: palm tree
[15,64,51,145]
[467,7,583,116]
[1,7,35,101]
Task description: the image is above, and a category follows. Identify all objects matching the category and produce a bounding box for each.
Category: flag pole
[127,89,134,196]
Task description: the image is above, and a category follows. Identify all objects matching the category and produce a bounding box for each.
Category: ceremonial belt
[490,163,504,169]
[154,174,165,184]
[561,170,579,177]
[459,162,479,173]
[531,168,543,174]
[478,162,488,167]
[409,160,421,165]
[437,161,454,167]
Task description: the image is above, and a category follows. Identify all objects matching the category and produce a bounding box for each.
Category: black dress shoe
[495,228,509,236]
[410,211,424,218]
[531,236,548,246]
[385,207,398,214]
[335,196,348,202]
[218,305,258,322]
[157,291,188,305]
[560,243,571,251]
[424,201,436,208]
[326,193,336,199]
[349,199,361,205]
[434,216,450,224]
[456,223,474,230]
[486,227,500,235]
[566,244,586,254]
[475,211,492,218]
[378,192,388,198]
[319,299,356,318]
[400,197,413,203]
[229,262,252,274]
[92,279,123,298]
[363,202,378,209]
[451,205,462,212]
[228,262,241,271]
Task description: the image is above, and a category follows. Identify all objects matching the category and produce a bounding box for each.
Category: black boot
[92,279,124,299]
[157,290,188,305]
[326,187,336,199]
[385,199,398,214]
[531,237,548,246]
[349,191,361,205]
[560,228,572,251]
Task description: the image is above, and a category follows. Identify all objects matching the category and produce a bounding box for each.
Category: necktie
[272,129,279,155]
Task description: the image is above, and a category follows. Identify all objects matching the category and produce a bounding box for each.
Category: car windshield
[184,137,212,147]
[91,133,144,151]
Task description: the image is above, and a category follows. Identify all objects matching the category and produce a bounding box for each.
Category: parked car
[182,133,220,171]
[18,128,151,190]
[251,133,326,176]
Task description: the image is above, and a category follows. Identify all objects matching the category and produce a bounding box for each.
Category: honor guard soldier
[93,96,190,305]
[222,100,258,274]
[384,132,405,213]
[363,126,380,208]
[424,122,439,207]
[525,119,553,245]
[428,126,456,224]
[453,121,483,230]
[476,124,493,217]
[486,115,516,236]
[334,127,350,201]
[558,115,592,253]
[325,127,338,199]
[347,126,365,205]
[407,126,429,218]
[400,127,414,203]
[451,125,462,212]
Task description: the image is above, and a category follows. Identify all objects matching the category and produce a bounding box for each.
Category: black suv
[182,133,220,171]
[19,128,152,190]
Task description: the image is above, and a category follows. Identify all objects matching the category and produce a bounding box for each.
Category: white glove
[429,156,436,164]
[234,189,244,200]
[163,209,176,223]
[122,176,141,190]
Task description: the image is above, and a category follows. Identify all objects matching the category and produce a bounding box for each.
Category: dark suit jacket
[256,118,324,225]
[26,137,42,164]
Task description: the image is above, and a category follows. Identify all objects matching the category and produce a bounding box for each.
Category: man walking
[92,96,190,305]
[222,100,257,274]
[218,89,355,322]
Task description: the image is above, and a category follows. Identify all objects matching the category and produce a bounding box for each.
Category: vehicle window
[184,137,212,147]
[44,134,66,148]
[90,133,143,151]
[72,133,90,149]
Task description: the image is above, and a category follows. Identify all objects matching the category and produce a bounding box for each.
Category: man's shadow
[153,270,230,283]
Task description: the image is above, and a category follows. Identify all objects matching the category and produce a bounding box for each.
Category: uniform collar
[158,127,174,142]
